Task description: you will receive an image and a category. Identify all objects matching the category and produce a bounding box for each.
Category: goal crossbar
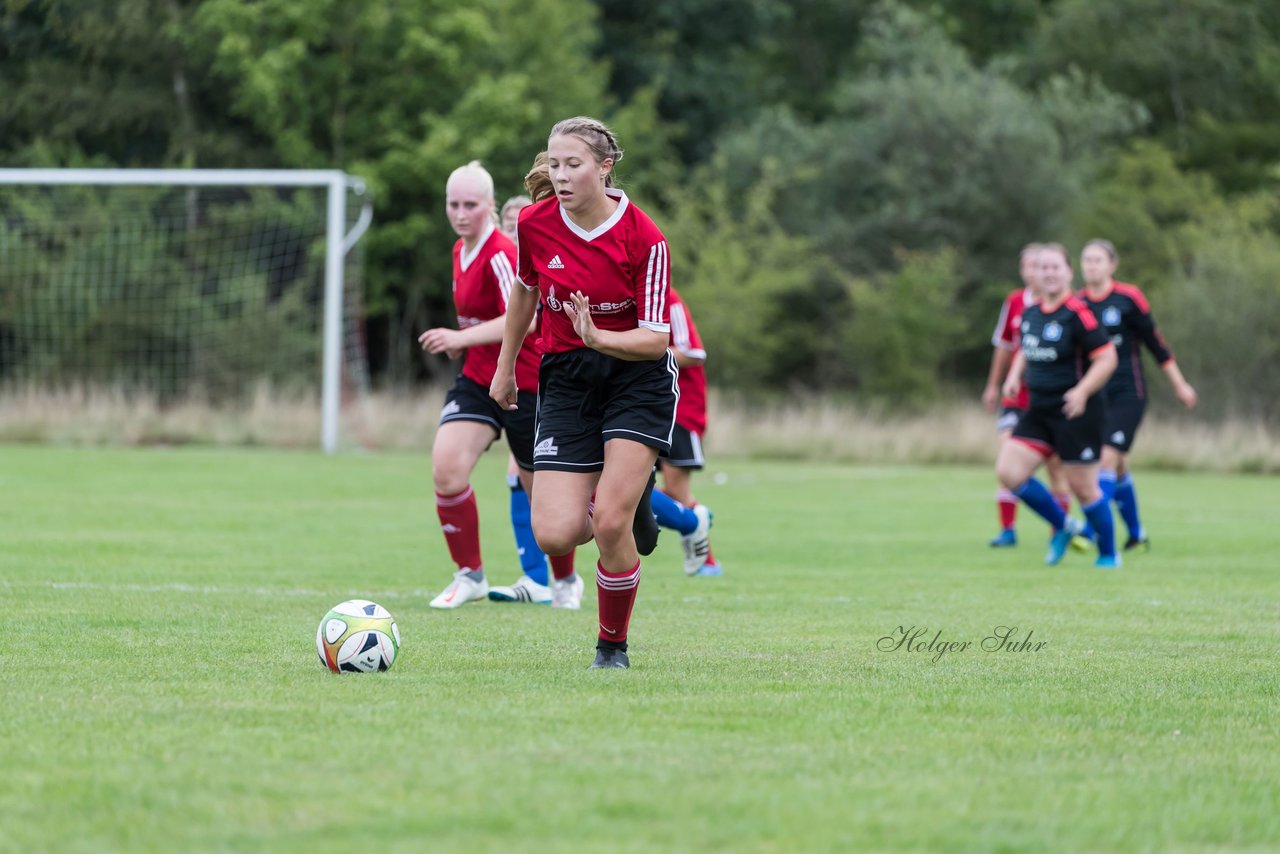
[0,168,372,453]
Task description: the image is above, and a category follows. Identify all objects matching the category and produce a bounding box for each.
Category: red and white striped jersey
[668,288,707,434]
[452,224,541,392]
[516,188,671,355]
[991,286,1035,410]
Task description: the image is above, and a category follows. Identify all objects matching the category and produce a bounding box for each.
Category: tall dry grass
[1,385,1275,473]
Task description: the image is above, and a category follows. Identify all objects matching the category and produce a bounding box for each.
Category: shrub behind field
[2,386,1275,474]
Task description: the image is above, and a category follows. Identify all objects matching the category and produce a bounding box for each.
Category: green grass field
[2,445,1277,852]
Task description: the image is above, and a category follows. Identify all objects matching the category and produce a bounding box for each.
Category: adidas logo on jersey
[534,437,559,457]
[547,255,565,269]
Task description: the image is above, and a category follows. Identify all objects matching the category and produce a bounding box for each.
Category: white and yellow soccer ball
[316,600,401,673]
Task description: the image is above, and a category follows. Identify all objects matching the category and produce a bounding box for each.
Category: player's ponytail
[524,151,554,202]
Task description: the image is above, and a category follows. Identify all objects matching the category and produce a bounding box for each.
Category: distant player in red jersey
[417,161,546,609]
[492,117,678,669]
[997,244,1119,568]
[486,190,557,603]
[649,288,715,576]
[1078,239,1197,551]
[983,244,1075,547]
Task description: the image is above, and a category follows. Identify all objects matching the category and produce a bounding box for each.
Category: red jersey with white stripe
[668,288,707,434]
[991,286,1034,410]
[452,224,541,392]
[516,188,671,355]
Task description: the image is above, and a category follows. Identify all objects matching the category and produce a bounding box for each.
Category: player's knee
[590,504,631,552]
[431,459,470,495]
[532,516,583,556]
[994,458,1024,490]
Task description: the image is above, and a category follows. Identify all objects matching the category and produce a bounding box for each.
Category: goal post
[0,168,372,453]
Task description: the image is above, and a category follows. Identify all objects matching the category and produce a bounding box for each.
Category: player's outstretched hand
[564,291,598,348]
[1177,382,1198,410]
[419,327,463,355]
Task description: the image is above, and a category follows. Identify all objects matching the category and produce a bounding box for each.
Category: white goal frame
[0,168,372,453]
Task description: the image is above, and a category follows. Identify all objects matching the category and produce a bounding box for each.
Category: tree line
[2,0,1277,418]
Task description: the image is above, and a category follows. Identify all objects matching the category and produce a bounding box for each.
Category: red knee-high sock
[996,488,1018,530]
[550,550,576,581]
[596,560,641,645]
[436,486,482,573]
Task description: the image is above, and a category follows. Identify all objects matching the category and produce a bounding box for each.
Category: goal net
[0,170,371,451]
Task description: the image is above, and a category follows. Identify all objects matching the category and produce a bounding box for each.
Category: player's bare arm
[490,285,539,410]
[565,291,668,361]
[1062,344,1117,418]
[1002,351,1026,402]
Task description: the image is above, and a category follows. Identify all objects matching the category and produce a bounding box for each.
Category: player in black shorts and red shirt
[1078,239,1197,551]
[491,117,678,669]
[997,243,1120,568]
[417,161,546,609]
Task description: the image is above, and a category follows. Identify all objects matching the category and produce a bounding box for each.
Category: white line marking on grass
[1,580,436,601]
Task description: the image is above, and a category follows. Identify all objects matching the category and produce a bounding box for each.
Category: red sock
[1053,492,1071,515]
[550,550,576,581]
[435,486,482,573]
[596,560,641,645]
[996,489,1017,530]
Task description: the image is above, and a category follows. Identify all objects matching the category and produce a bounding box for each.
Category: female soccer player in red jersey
[652,287,715,575]
[491,118,678,669]
[983,244,1076,547]
[1078,239,1197,551]
[417,161,547,609]
[997,244,1120,568]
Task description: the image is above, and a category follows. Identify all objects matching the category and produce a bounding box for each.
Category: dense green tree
[191,0,673,382]
[1028,0,1280,192]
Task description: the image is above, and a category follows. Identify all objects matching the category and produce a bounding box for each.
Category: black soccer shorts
[533,349,678,473]
[439,374,537,470]
[1102,396,1147,453]
[665,424,706,469]
[1011,394,1107,464]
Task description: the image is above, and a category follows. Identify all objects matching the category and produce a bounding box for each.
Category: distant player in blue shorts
[1077,239,1198,551]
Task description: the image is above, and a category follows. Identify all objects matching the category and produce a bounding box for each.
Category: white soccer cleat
[487,574,552,604]
[682,504,713,576]
[429,571,490,609]
[551,574,585,610]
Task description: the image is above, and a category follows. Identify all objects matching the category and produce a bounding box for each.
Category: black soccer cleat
[632,467,660,556]
[590,647,630,669]
[1123,535,1151,553]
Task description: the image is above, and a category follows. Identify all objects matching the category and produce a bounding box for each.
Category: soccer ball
[316,600,401,673]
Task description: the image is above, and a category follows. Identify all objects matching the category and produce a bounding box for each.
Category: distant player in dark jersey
[647,287,715,576]
[1078,239,1197,551]
[417,161,547,608]
[492,117,677,669]
[982,244,1075,547]
[997,243,1120,568]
